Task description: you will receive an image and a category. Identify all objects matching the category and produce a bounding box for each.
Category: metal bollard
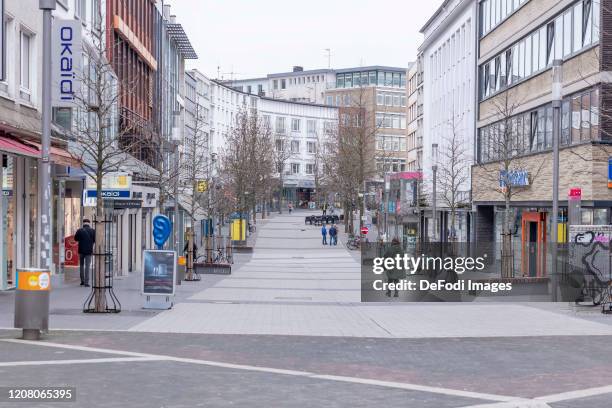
[14,268,50,340]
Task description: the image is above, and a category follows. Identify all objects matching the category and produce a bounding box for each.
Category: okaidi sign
[52,19,82,107]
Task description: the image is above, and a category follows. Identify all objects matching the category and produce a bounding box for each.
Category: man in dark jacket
[74,219,95,287]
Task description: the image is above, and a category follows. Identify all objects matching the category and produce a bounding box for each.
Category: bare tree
[476,92,546,276]
[68,9,145,312]
[221,108,274,238]
[437,113,471,241]
[181,101,211,277]
[327,86,395,234]
[272,123,295,213]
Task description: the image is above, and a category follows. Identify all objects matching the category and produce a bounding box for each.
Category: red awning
[25,141,79,167]
[0,135,40,157]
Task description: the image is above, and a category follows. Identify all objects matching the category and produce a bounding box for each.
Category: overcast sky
[168,0,445,80]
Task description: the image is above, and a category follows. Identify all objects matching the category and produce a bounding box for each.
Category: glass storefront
[1,155,15,289]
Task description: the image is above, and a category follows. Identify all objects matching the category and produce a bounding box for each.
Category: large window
[478,87,600,163]
[480,0,529,37]
[290,140,300,153]
[307,120,316,136]
[479,0,599,100]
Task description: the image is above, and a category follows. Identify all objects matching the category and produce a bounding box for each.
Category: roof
[258,96,338,110]
[166,23,198,59]
[334,65,408,74]
[268,68,333,79]
[419,0,452,33]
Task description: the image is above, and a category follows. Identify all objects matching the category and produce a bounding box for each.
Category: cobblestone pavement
[1,211,611,407]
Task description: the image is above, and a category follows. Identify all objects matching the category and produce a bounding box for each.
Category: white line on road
[534,384,612,403]
[4,338,610,405]
[0,357,163,367]
[0,339,513,402]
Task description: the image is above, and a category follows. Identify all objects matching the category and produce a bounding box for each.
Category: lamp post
[39,0,55,269]
[431,143,438,242]
[551,60,563,301]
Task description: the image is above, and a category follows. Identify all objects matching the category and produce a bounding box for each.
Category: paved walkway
[130,211,612,338]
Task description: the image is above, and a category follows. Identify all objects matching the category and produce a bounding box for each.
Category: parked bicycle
[346,235,361,250]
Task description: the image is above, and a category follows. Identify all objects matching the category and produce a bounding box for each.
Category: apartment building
[259,97,338,205]
[324,66,410,178]
[419,0,478,242]
[406,63,421,171]
[473,0,604,276]
[229,66,335,104]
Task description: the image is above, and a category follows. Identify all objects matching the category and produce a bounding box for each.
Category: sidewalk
[0,213,271,331]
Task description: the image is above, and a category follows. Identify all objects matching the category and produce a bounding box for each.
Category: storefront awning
[24,141,79,167]
[0,135,40,158]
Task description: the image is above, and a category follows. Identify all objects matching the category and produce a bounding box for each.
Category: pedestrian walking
[383,238,405,298]
[322,202,328,216]
[288,202,293,214]
[74,219,95,287]
[321,224,328,245]
[329,224,338,246]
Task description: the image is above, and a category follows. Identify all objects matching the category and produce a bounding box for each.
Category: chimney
[292,66,304,72]
[170,15,177,24]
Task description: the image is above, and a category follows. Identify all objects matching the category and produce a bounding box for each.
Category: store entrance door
[521,212,547,277]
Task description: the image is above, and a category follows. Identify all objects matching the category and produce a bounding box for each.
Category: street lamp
[39,0,56,269]
[431,143,438,242]
[551,60,563,301]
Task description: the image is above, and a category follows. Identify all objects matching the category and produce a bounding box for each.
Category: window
[307,141,316,154]
[275,139,284,152]
[478,87,600,163]
[247,85,252,94]
[20,31,31,97]
[276,117,286,134]
[401,96,407,107]
[291,118,300,132]
[326,96,333,106]
[345,74,352,88]
[393,95,400,107]
[336,74,344,88]
[561,100,570,145]
[291,163,300,174]
[307,120,316,136]
[273,80,278,90]
[369,71,377,85]
[92,0,101,29]
[479,1,599,100]
[291,140,300,153]
[385,94,392,106]
[306,164,315,175]
[377,93,384,105]
[281,79,286,89]
[75,0,86,19]
[563,10,572,56]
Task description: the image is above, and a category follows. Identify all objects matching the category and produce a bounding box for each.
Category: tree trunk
[501,196,514,278]
[94,177,107,312]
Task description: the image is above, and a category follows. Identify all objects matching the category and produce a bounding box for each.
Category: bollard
[14,268,50,340]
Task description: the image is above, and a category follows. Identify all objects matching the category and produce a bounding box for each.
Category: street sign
[360,226,369,235]
[52,19,82,107]
[568,188,582,200]
[197,180,208,192]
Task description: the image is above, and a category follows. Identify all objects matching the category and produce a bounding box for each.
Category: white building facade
[258,97,338,205]
[419,0,478,241]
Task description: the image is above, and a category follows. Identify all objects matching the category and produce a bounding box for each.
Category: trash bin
[14,268,50,340]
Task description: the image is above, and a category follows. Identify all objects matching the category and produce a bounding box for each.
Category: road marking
[535,384,612,403]
[459,401,551,407]
[0,339,514,402]
[0,356,162,367]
